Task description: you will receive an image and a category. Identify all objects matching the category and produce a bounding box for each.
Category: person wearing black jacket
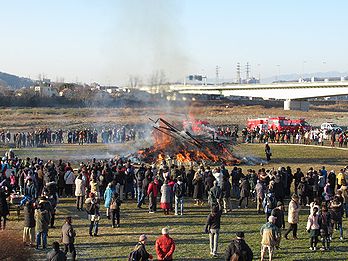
[47,241,67,261]
[0,186,9,230]
[225,232,253,261]
[205,206,222,257]
[23,200,35,246]
[271,201,285,249]
[136,164,146,208]
[132,234,153,261]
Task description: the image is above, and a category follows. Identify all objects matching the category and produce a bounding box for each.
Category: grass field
[2,143,348,260]
[1,103,348,131]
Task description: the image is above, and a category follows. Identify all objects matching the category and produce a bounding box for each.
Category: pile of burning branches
[137,118,240,166]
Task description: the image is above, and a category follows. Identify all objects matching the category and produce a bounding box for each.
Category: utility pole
[215,65,220,85]
[246,62,250,82]
[236,63,241,84]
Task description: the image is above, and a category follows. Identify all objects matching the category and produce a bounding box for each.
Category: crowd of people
[0,127,145,148]
[0,149,347,260]
[240,127,348,147]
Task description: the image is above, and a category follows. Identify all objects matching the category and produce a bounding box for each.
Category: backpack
[110,198,121,210]
[266,194,276,209]
[175,183,185,198]
[128,244,141,261]
[85,202,95,215]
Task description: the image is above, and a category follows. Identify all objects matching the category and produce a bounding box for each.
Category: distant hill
[0,71,34,89]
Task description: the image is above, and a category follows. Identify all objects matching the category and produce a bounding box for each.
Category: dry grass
[1,102,347,132]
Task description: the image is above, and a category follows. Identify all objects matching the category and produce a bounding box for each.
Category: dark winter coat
[0,190,9,216]
[134,242,151,261]
[24,203,35,227]
[205,210,222,231]
[239,179,250,198]
[192,177,204,199]
[225,238,253,261]
[221,178,231,198]
[271,208,285,229]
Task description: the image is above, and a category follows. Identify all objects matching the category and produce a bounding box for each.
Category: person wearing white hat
[155,227,176,260]
[260,215,280,261]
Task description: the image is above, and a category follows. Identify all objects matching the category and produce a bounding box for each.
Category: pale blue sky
[0,0,347,85]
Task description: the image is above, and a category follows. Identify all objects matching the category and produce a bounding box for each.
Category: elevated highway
[170,81,348,111]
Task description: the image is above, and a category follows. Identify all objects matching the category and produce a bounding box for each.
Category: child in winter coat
[306,206,320,251]
[319,204,331,251]
[110,192,121,228]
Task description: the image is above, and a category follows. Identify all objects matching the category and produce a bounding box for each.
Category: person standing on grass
[104,182,115,219]
[147,178,159,213]
[221,172,232,213]
[35,203,50,250]
[110,192,121,228]
[155,227,176,261]
[47,241,67,261]
[160,179,171,215]
[173,176,185,215]
[255,180,266,214]
[284,194,300,240]
[329,195,344,240]
[205,206,222,257]
[61,216,76,261]
[130,234,153,261]
[85,192,100,236]
[75,173,86,211]
[262,190,277,222]
[23,200,35,247]
[136,163,146,208]
[192,170,204,206]
[64,169,75,197]
[238,176,250,209]
[260,215,279,261]
[271,201,285,249]
[0,185,10,230]
[225,232,253,261]
[318,204,332,251]
[306,206,320,251]
[265,142,272,161]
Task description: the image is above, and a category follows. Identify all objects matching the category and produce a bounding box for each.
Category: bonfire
[137,118,240,166]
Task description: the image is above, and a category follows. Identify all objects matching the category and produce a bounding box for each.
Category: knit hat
[236,232,244,238]
[139,234,147,241]
[162,227,169,235]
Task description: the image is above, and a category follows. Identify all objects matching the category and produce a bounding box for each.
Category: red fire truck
[247,117,311,132]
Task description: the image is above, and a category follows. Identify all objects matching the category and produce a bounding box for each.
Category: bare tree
[128,75,142,89]
[148,70,167,93]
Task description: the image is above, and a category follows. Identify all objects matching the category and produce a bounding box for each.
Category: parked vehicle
[320,122,342,132]
[247,117,311,132]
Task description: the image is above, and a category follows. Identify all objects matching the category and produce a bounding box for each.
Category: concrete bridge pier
[284,99,309,111]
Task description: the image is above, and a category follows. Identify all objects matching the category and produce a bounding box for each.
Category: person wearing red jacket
[147,178,159,213]
[155,227,176,260]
